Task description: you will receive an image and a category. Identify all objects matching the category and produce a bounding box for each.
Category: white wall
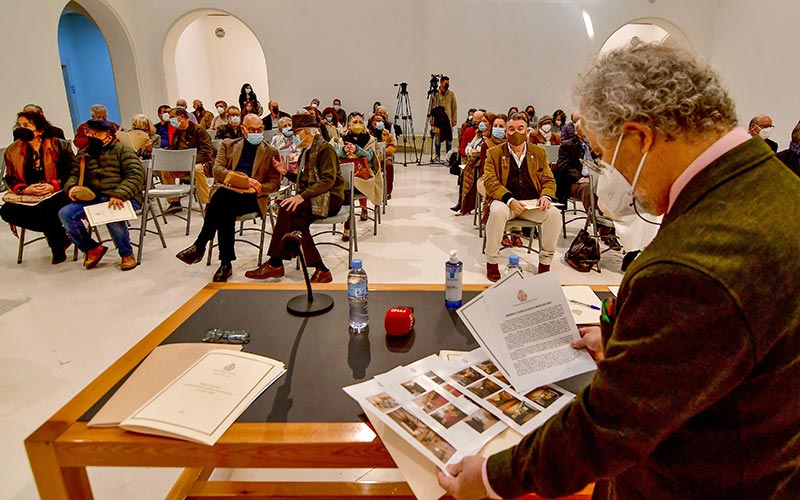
[172,14,269,111]
[711,0,800,150]
[4,0,799,150]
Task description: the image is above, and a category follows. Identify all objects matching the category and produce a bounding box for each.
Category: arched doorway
[56,0,142,132]
[600,18,694,55]
[163,10,269,115]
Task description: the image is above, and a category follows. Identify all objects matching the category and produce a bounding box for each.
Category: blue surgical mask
[492,127,505,139]
[246,132,264,145]
[293,133,302,147]
[169,117,181,128]
[325,116,333,123]
[478,122,487,132]
[282,127,294,137]
[375,122,385,131]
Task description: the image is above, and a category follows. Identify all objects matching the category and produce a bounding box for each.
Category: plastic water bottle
[445,250,463,309]
[348,259,369,333]
[505,254,524,276]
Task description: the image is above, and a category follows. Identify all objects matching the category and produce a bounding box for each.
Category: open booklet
[119,349,285,446]
[457,271,596,395]
[83,199,138,226]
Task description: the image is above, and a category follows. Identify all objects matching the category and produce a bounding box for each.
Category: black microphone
[281,231,334,317]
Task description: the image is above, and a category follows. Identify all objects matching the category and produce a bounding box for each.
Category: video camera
[427,74,441,97]
[394,82,409,94]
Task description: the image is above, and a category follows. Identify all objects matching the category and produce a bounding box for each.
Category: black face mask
[444,83,449,90]
[272,107,280,115]
[86,137,107,155]
[13,127,35,142]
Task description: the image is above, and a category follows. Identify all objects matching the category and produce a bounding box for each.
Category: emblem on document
[224,363,236,372]
[517,290,528,303]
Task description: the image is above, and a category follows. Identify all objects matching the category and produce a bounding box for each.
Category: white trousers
[485,200,561,265]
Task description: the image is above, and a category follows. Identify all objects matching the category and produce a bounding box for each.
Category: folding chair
[343,157,380,237]
[130,160,168,264]
[377,142,388,214]
[148,148,197,235]
[0,147,7,200]
[482,218,542,255]
[310,162,356,265]
[205,184,290,267]
[207,129,217,140]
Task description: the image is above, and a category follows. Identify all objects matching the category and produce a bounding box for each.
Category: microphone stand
[284,231,335,316]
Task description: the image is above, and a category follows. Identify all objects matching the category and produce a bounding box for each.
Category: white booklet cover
[345,355,507,470]
[120,350,286,446]
[458,271,596,395]
[440,348,574,435]
[84,199,138,226]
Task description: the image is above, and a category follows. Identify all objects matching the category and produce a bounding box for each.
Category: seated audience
[161,107,214,212]
[22,104,66,140]
[748,114,778,152]
[59,119,144,271]
[483,112,560,281]
[73,104,120,150]
[333,98,347,124]
[552,109,567,135]
[555,122,594,211]
[244,113,346,284]
[210,100,228,130]
[375,106,399,138]
[1,111,74,263]
[458,111,489,215]
[336,112,383,239]
[192,100,214,130]
[175,99,198,124]
[322,107,343,141]
[507,106,519,118]
[310,98,321,109]
[215,106,243,140]
[372,101,382,114]
[776,121,800,177]
[524,105,538,129]
[175,114,284,282]
[116,114,159,159]
[154,104,172,149]
[263,100,291,130]
[239,83,263,116]
[368,113,397,198]
[459,109,477,140]
[529,115,561,145]
[270,116,299,172]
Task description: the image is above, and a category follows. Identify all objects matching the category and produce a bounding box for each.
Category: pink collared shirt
[667,127,751,212]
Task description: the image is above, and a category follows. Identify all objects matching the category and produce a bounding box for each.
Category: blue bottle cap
[351,259,362,269]
[509,254,520,265]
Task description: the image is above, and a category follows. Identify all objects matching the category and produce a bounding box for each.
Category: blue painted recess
[57,12,120,130]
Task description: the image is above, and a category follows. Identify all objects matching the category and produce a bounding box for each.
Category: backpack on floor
[565,229,600,272]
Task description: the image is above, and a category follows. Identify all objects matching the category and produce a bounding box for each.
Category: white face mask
[541,124,552,133]
[161,112,170,122]
[595,133,648,220]
[216,106,226,115]
[758,126,774,140]
[229,116,241,126]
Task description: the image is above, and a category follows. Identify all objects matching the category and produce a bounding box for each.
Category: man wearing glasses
[748,114,778,152]
[175,114,284,282]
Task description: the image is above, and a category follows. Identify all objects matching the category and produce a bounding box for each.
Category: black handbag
[565,229,600,272]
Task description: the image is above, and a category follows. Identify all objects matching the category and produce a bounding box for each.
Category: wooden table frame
[25,283,598,499]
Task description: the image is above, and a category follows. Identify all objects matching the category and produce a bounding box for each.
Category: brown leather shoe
[120,255,137,271]
[84,245,108,269]
[537,263,550,274]
[213,264,233,282]
[310,269,333,283]
[175,244,204,265]
[244,262,284,280]
[342,229,350,242]
[486,263,501,282]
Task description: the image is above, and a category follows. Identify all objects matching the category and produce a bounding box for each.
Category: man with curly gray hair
[439,41,800,500]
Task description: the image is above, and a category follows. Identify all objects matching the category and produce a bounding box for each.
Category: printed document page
[121,350,285,445]
[481,272,596,394]
[84,200,137,225]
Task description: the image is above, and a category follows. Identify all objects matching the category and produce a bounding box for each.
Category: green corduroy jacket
[488,137,800,500]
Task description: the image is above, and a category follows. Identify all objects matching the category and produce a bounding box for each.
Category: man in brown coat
[175,114,283,282]
[483,112,560,281]
[161,106,215,211]
[439,42,800,500]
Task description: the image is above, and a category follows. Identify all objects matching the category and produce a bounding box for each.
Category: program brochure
[120,349,286,446]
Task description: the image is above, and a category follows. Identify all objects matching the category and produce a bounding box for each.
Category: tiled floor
[0,161,624,499]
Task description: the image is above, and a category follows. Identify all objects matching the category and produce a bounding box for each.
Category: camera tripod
[393,82,417,166]
[417,74,441,166]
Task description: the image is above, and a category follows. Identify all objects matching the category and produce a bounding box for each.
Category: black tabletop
[82,288,604,423]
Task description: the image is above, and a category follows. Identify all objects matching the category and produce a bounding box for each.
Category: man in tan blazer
[483,112,560,281]
[174,114,284,282]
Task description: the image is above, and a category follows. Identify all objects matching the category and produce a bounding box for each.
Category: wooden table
[25,283,599,499]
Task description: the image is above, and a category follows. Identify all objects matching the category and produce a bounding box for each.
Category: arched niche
[57,0,143,130]
[162,10,269,114]
[600,17,694,55]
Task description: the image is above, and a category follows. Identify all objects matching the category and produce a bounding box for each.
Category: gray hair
[574,40,737,145]
[130,113,153,133]
[277,116,292,129]
[90,104,107,115]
